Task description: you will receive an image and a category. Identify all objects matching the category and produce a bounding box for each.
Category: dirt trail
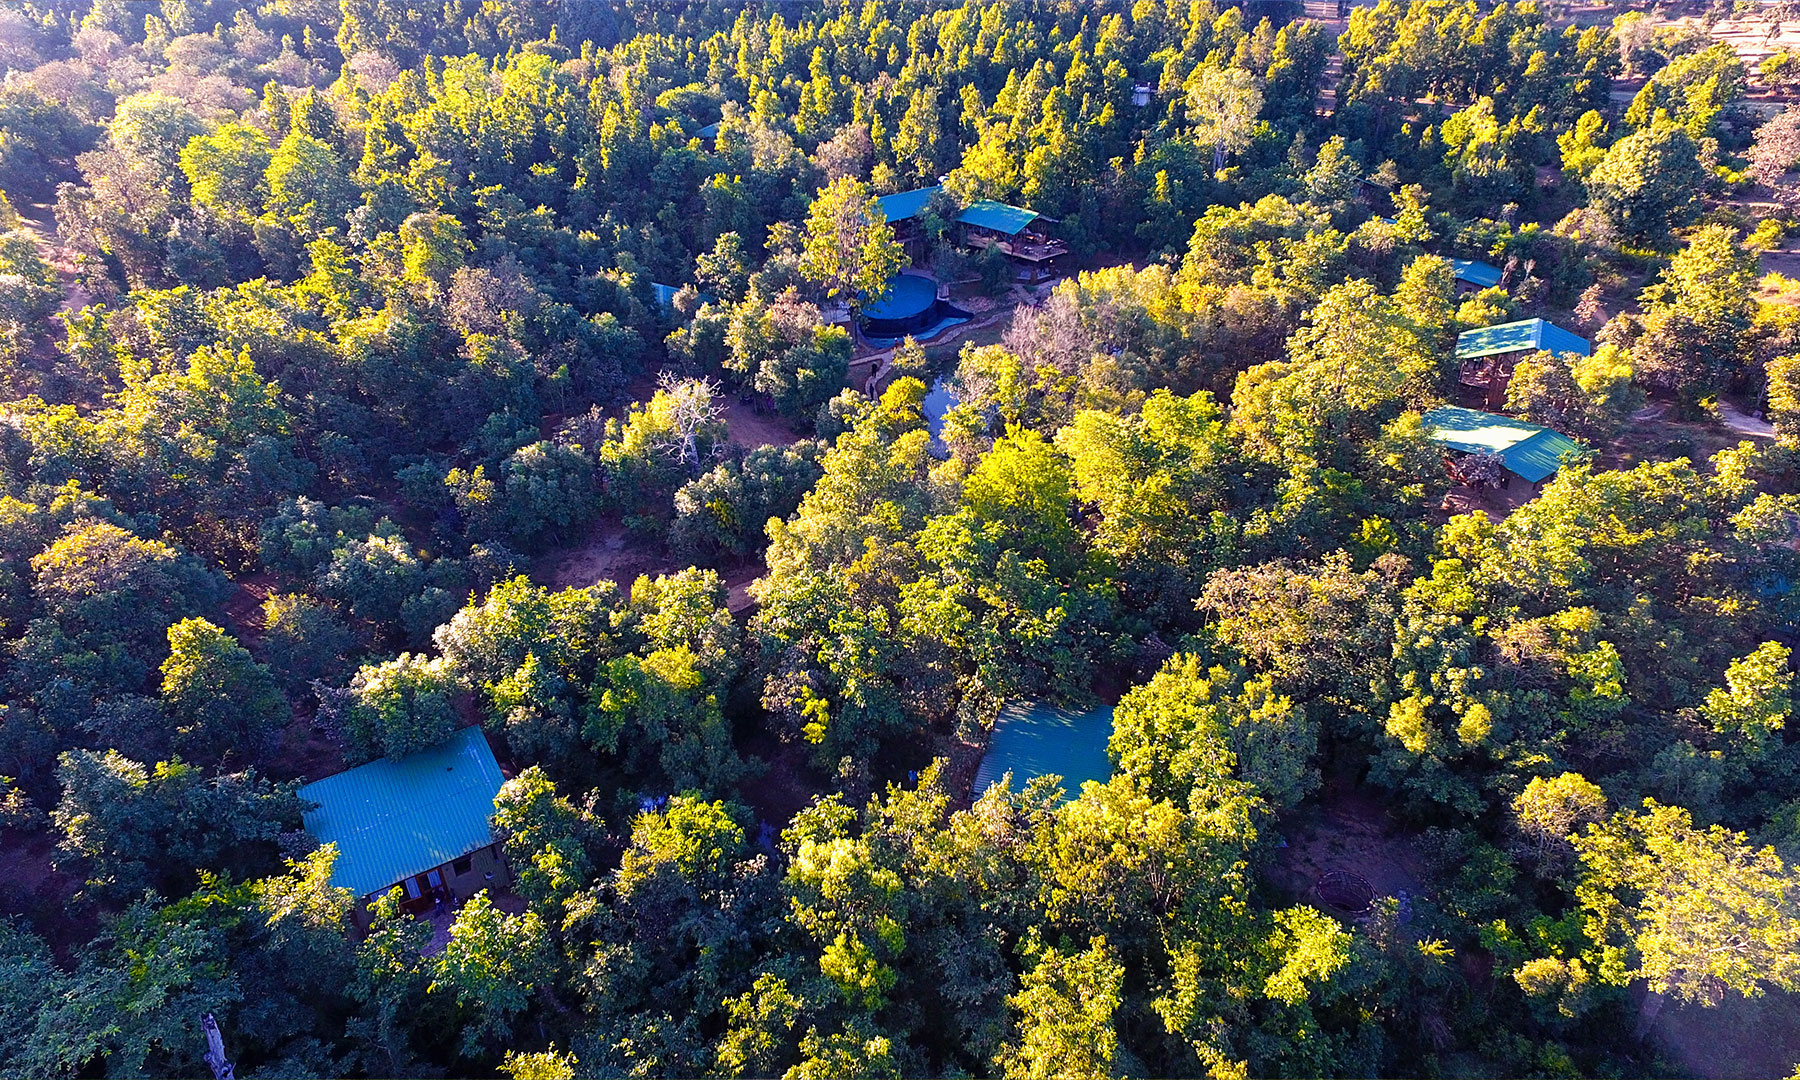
[721,397,806,450]
[9,201,93,327]
[1717,400,1775,437]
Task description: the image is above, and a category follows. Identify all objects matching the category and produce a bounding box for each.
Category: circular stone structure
[861,273,941,337]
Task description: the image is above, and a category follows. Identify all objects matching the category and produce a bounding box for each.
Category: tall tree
[1185,64,1265,173]
[799,176,908,312]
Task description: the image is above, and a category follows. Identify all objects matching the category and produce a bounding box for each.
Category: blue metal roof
[695,121,719,139]
[1420,405,1585,484]
[875,185,942,224]
[1449,258,1504,288]
[1455,318,1591,360]
[650,282,713,310]
[300,726,506,898]
[973,700,1114,800]
[957,199,1039,234]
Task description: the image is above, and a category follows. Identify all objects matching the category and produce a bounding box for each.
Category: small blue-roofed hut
[1454,317,1590,410]
[973,700,1115,801]
[1421,405,1584,489]
[300,726,509,924]
[1448,258,1504,293]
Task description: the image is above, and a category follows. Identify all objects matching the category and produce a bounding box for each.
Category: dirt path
[1717,400,1775,437]
[12,201,90,321]
[537,520,667,590]
[721,397,806,450]
[1764,249,1800,286]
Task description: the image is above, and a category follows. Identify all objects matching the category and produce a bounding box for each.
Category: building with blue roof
[1449,258,1504,292]
[869,185,1068,283]
[650,282,714,312]
[874,184,942,225]
[1420,405,1584,486]
[1455,317,1590,361]
[300,725,510,923]
[973,700,1114,801]
[1455,317,1591,409]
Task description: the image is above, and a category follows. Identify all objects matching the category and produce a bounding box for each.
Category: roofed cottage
[1421,405,1584,487]
[300,725,510,924]
[1454,317,1590,409]
[873,185,1068,283]
[973,700,1114,801]
[1448,258,1503,293]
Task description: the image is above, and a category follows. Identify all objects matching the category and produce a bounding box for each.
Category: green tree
[996,936,1123,1080]
[1575,800,1800,1005]
[260,592,358,694]
[1766,353,1800,440]
[1110,654,1318,810]
[340,653,463,760]
[1632,224,1762,409]
[1700,641,1792,755]
[180,123,272,223]
[400,211,473,292]
[892,88,944,186]
[315,532,428,628]
[265,129,356,233]
[1186,64,1264,174]
[430,890,554,1057]
[31,521,224,665]
[491,765,595,914]
[1513,771,1609,871]
[1504,344,1641,443]
[799,176,907,311]
[588,644,745,794]
[671,442,825,564]
[160,617,286,765]
[52,750,301,898]
[1584,120,1707,246]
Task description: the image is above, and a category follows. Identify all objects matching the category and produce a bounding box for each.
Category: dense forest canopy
[0,0,1798,1076]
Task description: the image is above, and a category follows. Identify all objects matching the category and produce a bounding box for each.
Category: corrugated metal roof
[957,199,1039,234]
[973,700,1113,800]
[1502,428,1585,484]
[1449,258,1503,288]
[300,726,505,898]
[1455,318,1591,360]
[875,185,942,224]
[650,282,713,310]
[1420,405,1584,484]
[695,122,719,138]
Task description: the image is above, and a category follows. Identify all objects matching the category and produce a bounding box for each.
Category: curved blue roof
[862,273,936,320]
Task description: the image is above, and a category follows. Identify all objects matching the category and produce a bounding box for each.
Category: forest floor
[532,516,763,612]
[1266,774,1425,912]
[1602,408,1771,473]
[0,827,95,963]
[1653,990,1800,1079]
[720,395,807,450]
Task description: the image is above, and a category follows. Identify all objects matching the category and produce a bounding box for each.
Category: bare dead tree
[657,370,726,472]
